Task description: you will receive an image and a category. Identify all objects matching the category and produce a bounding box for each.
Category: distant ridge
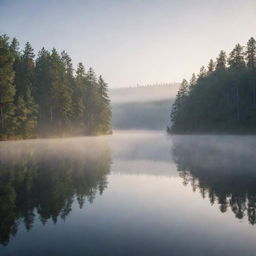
[110,83,180,104]
[110,83,179,130]
[111,82,179,90]
[136,82,179,87]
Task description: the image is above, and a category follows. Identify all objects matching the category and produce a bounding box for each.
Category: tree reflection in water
[172,135,256,225]
[0,138,112,245]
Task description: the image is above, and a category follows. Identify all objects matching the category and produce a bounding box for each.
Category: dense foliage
[0,34,111,139]
[169,37,256,133]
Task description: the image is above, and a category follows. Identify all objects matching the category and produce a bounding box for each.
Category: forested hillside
[0,34,111,139]
[169,37,256,133]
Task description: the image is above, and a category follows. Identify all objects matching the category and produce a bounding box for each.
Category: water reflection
[172,135,256,225]
[0,138,112,245]
[1,132,256,256]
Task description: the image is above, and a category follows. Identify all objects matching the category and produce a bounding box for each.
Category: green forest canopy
[0,34,112,139]
[169,37,256,133]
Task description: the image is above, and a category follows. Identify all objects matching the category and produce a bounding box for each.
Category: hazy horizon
[1,2,256,254]
[1,0,256,88]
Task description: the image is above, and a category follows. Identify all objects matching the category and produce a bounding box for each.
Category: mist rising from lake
[1,131,256,255]
[110,85,179,130]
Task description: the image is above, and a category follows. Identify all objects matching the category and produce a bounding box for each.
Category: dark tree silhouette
[0,33,112,140]
[169,37,256,133]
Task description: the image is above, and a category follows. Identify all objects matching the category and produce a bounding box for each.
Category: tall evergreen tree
[73,63,86,125]
[15,95,27,135]
[0,35,16,137]
[34,47,52,123]
[23,89,38,137]
[216,50,227,70]
[61,51,73,76]
[246,37,256,106]
[189,73,197,91]
[198,66,207,79]
[61,51,74,89]
[97,75,112,133]
[207,59,215,73]
[50,48,72,124]
[10,38,21,84]
[228,44,245,69]
[15,42,35,96]
[84,67,98,133]
[171,79,188,129]
[246,37,256,69]
[10,38,20,58]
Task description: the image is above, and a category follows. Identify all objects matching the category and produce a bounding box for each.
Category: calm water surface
[0,131,256,256]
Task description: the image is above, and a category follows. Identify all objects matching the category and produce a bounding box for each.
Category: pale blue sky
[0,0,256,87]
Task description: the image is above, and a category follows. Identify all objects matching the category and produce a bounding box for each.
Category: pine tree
[73,63,86,125]
[73,97,85,124]
[10,38,21,84]
[61,51,74,92]
[86,67,97,84]
[207,59,215,73]
[61,51,73,78]
[171,79,188,130]
[198,66,207,79]
[216,50,227,70]
[15,96,28,136]
[97,75,112,133]
[246,37,256,69]
[50,48,72,125]
[10,38,20,58]
[84,67,98,133]
[34,48,52,123]
[228,44,245,69]
[190,73,197,85]
[12,42,38,137]
[23,88,38,137]
[15,42,35,96]
[246,37,256,106]
[0,35,16,137]
[188,73,197,91]
[76,62,85,77]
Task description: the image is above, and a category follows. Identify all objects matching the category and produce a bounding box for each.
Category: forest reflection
[172,135,256,225]
[0,138,112,246]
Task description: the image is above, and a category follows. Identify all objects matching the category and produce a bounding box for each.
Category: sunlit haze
[1,0,256,87]
[1,2,256,254]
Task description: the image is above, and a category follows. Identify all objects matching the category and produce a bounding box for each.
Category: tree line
[0,34,112,139]
[169,37,256,133]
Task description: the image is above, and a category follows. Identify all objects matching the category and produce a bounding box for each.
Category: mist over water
[110,85,179,130]
[1,0,256,255]
[109,85,179,104]
[1,131,256,255]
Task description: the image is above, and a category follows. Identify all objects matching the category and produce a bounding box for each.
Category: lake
[0,130,256,256]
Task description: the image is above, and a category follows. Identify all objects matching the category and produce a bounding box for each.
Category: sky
[0,0,256,88]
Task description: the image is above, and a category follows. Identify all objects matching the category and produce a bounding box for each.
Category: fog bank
[110,85,179,130]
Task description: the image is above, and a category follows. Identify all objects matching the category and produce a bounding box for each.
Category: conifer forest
[0,34,112,140]
[170,37,256,133]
